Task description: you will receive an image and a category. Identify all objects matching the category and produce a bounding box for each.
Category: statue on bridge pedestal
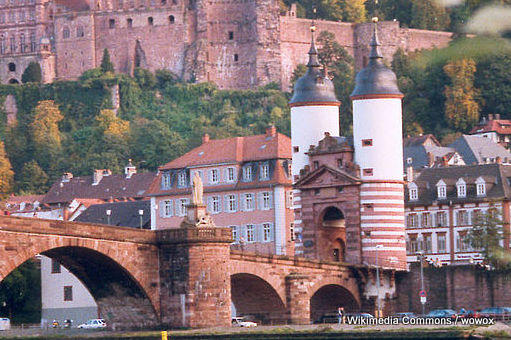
[181,172,216,228]
[192,172,203,205]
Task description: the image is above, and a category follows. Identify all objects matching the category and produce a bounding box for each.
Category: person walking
[338,307,344,325]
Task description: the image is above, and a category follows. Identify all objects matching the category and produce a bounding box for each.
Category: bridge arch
[230,272,286,325]
[0,233,159,329]
[308,277,360,323]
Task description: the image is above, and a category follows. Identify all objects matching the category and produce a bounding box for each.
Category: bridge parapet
[157,227,232,244]
[0,215,156,244]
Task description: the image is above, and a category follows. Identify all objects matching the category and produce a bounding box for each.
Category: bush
[21,62,42,83]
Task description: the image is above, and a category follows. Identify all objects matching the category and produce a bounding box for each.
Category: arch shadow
[310,284,360,323]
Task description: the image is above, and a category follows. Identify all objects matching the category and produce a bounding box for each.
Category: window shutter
[269,223,275,242]
[269,192,274,208]
[207,196,212,213]
[224,195,230,212]
[233,195,238,212]
[168,200,173,217]
[159,201,165,218]
[240,194,246,211]
[224,168,229,182]
[217,196,222,213]
[257,192,263,210]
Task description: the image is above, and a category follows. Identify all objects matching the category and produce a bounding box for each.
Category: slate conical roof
[350,21,403,99]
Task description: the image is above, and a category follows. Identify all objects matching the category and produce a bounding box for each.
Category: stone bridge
[0,215,383,328]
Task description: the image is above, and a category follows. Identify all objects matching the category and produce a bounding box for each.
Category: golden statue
[192,172,203,205]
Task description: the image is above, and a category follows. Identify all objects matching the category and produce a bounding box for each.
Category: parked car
[77,319,107,329]
[392,312,416,321]
[458,309,480,318]
[231,317,257,328]
[425,309,457,319]
[315,312,338,324]
[480,307,511,320]
[0,318,10,331]
[345,312,374,318]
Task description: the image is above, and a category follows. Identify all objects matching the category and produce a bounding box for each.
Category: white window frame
[436,211,447,227]
[244,193,255,211]
[161,172,171,189]
[226,194,237,212]
[163,200,173,217]
[243,166,252,181]
[476,177,486,196]
[262,192,271,210]
[260,163,269,180]
[408,182,418,201]
[209,169,219,184]
[437,234,447,253]
[177,198,189,216]
[231,225,238,243]
[177,172,187,188]
[456,178,466,198]
[246,224,255,243]
[437,184,446,199]
[262,223,272,242]
[226,167,236,182]
[211,195,221,214]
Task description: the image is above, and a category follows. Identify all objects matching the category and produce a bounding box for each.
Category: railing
[157,227,232,243]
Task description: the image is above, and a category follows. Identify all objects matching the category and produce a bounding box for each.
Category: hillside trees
[21,62,42,84]
[0,141,14,196]
[16,160,48,194]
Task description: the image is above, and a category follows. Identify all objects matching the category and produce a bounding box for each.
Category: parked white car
[232,317,257,328]
[77,319,107,329]
[0,318,10,331]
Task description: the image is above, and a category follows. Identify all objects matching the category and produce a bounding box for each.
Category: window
[0,13,4,24]
[168,15,174,23]
[228,31,234,40]
[407,157,413,165]
[437,234,446,253]
[436,211,447,227]
[19,10,25,22]
[209,169,219,184]
[226,194,237,212]
[286,190,293,208]
[19,33,25,53]
[148,16,153,25]
[246,224,255,243]
[9,37,15,53]
[476,177,486,196]
[161,172,171,189]
[109,19,116,28]
[409,236,418,254]
[457,179,466,197]
[0,36,5,54]
[409,188,418,201]
[362,139,373,147]
[226,167,236,182]
[177,198,188,216]
[313,161,319,169]
[162,200,173,217]
[260,163,269,180]
[51,259,61,273]
[210,196,221,213]
[262,223,272,242]
[243,166,252,181]
[314,188,320,195]
[421,212,432,227]
[437,184,446,199]
[176,172,187,187]
[423,234,432,253]
[77,25,84,37]
[363,168,373,176]
[337,159,342,168]
[290,223,295,241]
[231,226,238,243]
[30,32,36,52]
[127,18,133,28]
[261,192,271,210]
[63,286,73,301]
[457,232,471,251]
[243,193,254,211]
[293,146,299,153]
[406,214,418,228]
[457,210,468,226]
[63,27,70,38]
[234,54,238,62]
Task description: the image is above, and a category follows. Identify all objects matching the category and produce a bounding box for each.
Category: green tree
[17,160,49,194]
[475,53,511,118]
[469,208,507,268]
[21,62,42,84]
[0,141,14,196]
[100,48,115,73]
[443,58,480,132]
[410,0,450,30]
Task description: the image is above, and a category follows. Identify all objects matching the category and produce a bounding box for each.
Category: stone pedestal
[286,273,311,324]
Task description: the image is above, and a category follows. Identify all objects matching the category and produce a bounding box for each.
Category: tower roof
[350,20,403,99]
[289,25,339,106]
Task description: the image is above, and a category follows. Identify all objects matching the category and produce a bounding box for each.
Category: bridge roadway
[0,215,371,329]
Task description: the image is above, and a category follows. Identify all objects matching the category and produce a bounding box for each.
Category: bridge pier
[285,273,311,324]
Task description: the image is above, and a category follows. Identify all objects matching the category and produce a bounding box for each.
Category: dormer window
[177,172,187,187]
[456,178,466,198]
[209,169,219,184]
[408,182,418,201]
[260,163,269,180]
[243,166,252,181]
[225,167,236,182]
[476,177,486,196]
[436,179,446,199]
[161,172,171,189]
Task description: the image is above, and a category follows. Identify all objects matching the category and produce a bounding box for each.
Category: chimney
[496,156,502,164]
[202,133,210,144]
[427,152,434,167]
[324,131,330,137]
[406,166,414,182]
[489,114,494,120]
[265,125,277,138]
[63,208,70,221]
[496,113,501,120]
[125,159,137,179]
[61,172,73,182]
[442,156,448,167]
[92,169,111,185]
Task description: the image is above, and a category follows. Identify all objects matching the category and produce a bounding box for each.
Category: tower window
[363,203,374,212]
[228,31,234,40]
[234,54,238,62]
[169,15,175,24]
[109,19,116,28]
[148,17,154,25]
[313,161,319,169]
[161,0,166,3]
[362,139,373,147]
[337,159,342,168]
[8,62,15,72]
[293,146,299,153]
[363,168,373,176]
[127,18,133,27]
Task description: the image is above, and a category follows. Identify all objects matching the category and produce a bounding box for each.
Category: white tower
[289,26,340,179]
[351,20,407,270]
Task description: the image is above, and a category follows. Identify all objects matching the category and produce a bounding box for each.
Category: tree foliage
[100,48,115,73]
[16,160,49,194]
[469,208,507,268]
[21,62,42,84]
[0,141,14,196]
[443,58,480,132]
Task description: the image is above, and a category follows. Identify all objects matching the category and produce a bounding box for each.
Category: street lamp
[375,244,383,318]
[417,250,426,315]
[106,209,112,225]
[138,209,144,229]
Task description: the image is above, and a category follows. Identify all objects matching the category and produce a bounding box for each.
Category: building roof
[403,134,441,147]
[5,194,45,212]
[404,145,457,169]
[470,118,511,135]
[351,22,402,98]
[42,172,156,205]
[74,200,151,229]
[160,132,291,170]
[405,163,511,206]
[448,135,511,165]
[289,30,339,105]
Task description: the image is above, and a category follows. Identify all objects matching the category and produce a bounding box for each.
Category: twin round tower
[289,20,407,270]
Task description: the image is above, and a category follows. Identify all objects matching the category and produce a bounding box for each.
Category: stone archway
[310,284,359,323]
[231,273,286,325]
[8,78,19,84]
[317,206,347,262]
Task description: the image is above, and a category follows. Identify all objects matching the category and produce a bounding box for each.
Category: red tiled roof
[403,134,441,147]
[470,119,511,135]
[42,172,156,205]
[6,195,44,205]
[160,132,291,170]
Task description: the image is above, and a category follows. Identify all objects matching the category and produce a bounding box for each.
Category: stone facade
[1,0,453,88]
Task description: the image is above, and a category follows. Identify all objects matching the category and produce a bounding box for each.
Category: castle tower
[289,25,340,179]
[350,19,407,270]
